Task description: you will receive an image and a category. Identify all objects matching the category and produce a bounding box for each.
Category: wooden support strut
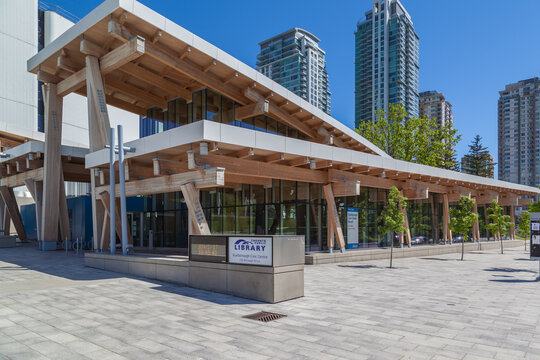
[323,184,345,251]
[24,179,43,242]
[86,55,112,250]
[180,182,210,235]
[472,198,480,241]
[442,193,449,244]
[0,186,26,240]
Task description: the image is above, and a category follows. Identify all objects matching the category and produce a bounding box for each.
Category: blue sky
[54,0,540,172]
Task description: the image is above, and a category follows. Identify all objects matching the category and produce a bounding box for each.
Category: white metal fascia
[0,141,88,164]
[84,121,540,194]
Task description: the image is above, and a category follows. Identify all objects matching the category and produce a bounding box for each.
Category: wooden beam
[323,184,345,250]
[152,158,188,176]
[180,182,211,235]
[57,36,145,97]
[230,148,254,159]
[328,169,399,189]
[80,38,106,58]
[331,181,360,197]
[57,50,78,73]
[288,157,310,167]
[96,168,225,197]
[189,152,328,183]
[244,87,316,138]
[0,168,43,188]
[263,153,285,163]
[235,101,269,120]
[0,186,26,240]
[224,173,272,187]
[518,198,533,206]
[402,187,429,200]
[313,160,333,170]
[119,62,191,100]
[108,20,249,104]
[104,76,167,110]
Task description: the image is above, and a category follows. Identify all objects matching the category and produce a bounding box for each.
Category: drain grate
[243,311,287,323]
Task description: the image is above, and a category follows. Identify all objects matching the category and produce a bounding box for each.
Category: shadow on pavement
[0,244,262,305]
[483,267,537,274]
[420,257,451,261]
[489,278,540,283]
[338,264,379,269]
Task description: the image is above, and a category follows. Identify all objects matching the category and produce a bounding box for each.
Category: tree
[461,135,496,178]
[529,198,540,213]
[377,186,407,268]
[356,104,461,170]
[517,211,530,250]
[449,196,478,261]
[486,200,515,254]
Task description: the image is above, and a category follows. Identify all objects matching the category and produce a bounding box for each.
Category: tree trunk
[389,232,393,268]
[500,234,504,254]
[461,236,465,261]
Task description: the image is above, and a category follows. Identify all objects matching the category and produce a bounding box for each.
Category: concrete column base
[39,241,57,251]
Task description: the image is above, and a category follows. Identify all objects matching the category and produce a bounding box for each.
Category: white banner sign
[347,207,359,249]
[229,237,273,266]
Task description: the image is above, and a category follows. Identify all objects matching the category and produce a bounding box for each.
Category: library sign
[189,235,227,263]
[228,237,273,266]
[189,235,273,266]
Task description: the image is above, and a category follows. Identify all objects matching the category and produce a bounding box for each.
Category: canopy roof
[28,0,387,157]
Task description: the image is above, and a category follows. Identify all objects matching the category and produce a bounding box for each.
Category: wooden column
[40,83,63,250]
[86,55,111,251]
[180,182,210,235]
[58,170,71,244]
[24,179,43,241]
[0,187,26,240]
[484,206,490,240]
[442,194,449,244]
[509,206,516,240]
[327,214,335,250]
[401,205,411,246]
[472,199,480,241]
[322,184,345,250]
[431,194,439,244]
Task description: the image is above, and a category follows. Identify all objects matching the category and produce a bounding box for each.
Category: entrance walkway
[1,244,540,359]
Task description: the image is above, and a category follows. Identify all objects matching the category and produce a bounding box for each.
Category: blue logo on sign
[234,239,266,252]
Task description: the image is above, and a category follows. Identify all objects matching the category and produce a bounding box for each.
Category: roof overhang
[27,0,388,157]
[85,121,540,198]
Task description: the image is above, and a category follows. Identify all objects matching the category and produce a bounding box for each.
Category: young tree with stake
[517,211,530,250]
[377,187,407,268]
[449,196,478,261]
[486,200,514,254]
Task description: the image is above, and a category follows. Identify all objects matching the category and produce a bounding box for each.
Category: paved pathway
[1,245,540,359]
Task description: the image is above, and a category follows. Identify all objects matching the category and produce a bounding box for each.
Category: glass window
[221,96,235,124]
[206,89,220,122]
[192,90,203,121]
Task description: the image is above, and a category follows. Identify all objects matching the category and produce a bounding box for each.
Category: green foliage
[378,187,407,236]
[461,135,496,178]
[356,103,461,170]
[529,199,540,213]
[408,203,431,236]
[486,200,514,237]
[449,196,478,241]
[517,211,530,239]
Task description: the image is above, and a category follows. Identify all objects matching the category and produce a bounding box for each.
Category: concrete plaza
[1,244,540,360]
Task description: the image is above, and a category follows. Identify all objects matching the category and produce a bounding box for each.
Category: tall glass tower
[355,0,419,126]
[257,28,331,115]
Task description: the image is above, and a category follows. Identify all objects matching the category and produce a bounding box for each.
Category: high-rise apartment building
[498,77,540,186]
[257,28,331,115]
[355,0,419,126]
[419,91,453,126]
